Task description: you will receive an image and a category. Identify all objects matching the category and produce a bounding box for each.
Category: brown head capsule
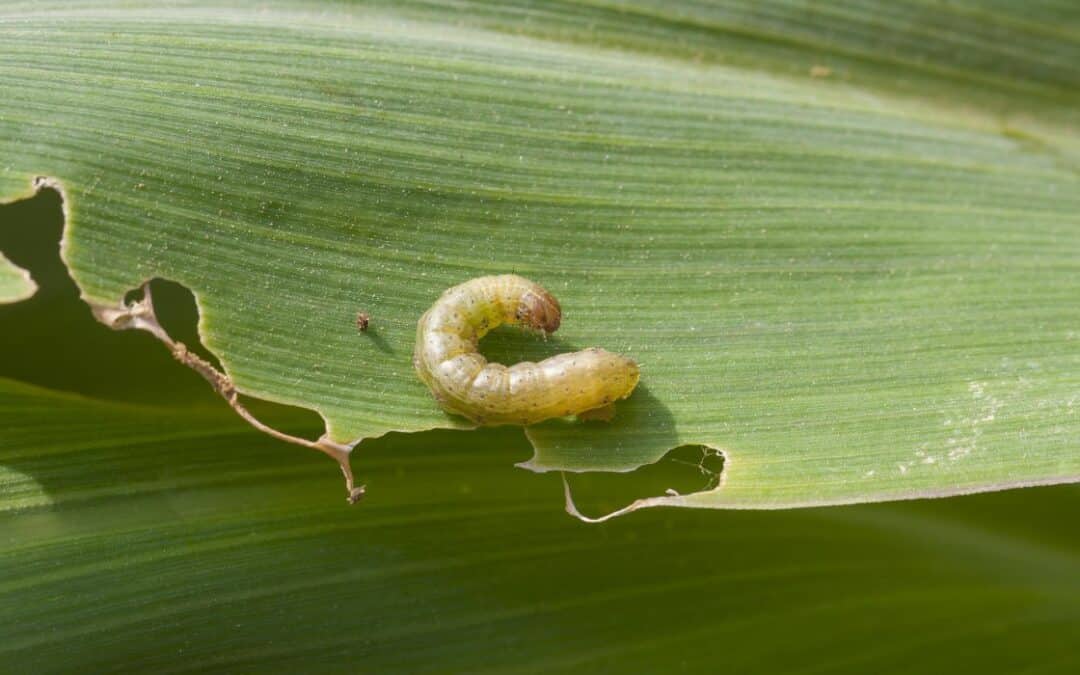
[413,274,639,425]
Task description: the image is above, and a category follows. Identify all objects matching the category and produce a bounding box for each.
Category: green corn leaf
[1,1,1077,511]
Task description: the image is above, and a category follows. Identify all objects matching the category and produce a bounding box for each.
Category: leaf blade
[1,1,1077,507]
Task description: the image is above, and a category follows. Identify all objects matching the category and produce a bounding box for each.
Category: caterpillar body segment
[413,275,639,425]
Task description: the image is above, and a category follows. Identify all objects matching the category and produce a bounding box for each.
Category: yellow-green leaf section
[0,252,35,304]
[1,1,1077,507]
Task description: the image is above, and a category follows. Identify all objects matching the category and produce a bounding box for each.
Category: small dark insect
[356,312,370,332]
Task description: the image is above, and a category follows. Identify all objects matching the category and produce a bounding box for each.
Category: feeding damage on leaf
[3,179,689,517]
[562,444,728,523]
[97,280,367,504]
[10,178,372,501]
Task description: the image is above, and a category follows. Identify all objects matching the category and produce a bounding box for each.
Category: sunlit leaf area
[1,2,1077,671]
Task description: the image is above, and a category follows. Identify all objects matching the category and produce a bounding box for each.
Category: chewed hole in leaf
[125,279,224,373]
[0,189,329,441]
[120,276,333,448]
[563,444,724,519]
[0,189,210,403]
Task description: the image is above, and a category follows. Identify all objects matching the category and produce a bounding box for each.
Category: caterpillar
[413,274,640,425]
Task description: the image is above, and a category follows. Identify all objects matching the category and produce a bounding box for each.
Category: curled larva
[413,274,640,425]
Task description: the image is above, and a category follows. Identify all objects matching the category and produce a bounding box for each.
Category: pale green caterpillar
[413,275,640,425]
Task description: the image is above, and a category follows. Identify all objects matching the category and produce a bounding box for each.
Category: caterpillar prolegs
[413,275,640,425]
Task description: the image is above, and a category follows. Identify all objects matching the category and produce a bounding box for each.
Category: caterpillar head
[515,286,562,334]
